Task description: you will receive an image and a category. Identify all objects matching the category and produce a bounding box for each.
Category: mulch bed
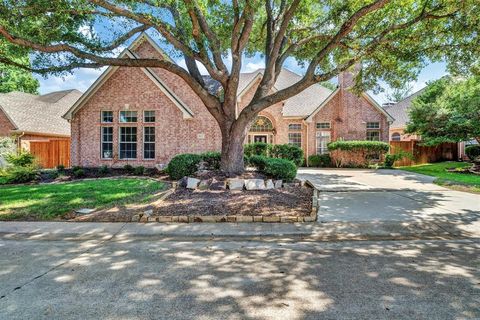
[153,186,313,217]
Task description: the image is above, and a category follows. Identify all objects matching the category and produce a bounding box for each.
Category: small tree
[406,76,480,145]
[0,137,16,168]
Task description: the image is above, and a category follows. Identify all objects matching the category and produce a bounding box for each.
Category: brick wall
[0,108,15,137]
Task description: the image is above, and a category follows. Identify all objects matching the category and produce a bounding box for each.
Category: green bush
[249,155,268,171]
[166,154,202,180]
[5,151,36,167]
[72,167,85,178]
[56,164,65,172]
[308,154,332,167]
[465,145,480,161]
[384,154,396,168]
[4,166,38,184]
[270,144,304,166]
[244,142,270,157]
[263,158,297,182]
[133,166,145,175]
[383,150,414,168]
[123,164,134,173]
[99,165,109,175]
[328,140,389,153]
[201,151,221,169]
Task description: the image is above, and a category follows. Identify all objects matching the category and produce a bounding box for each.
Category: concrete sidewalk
[0,219,477,242]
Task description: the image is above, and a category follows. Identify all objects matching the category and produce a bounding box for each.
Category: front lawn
[0,178,165,220]
[400,161,480,192]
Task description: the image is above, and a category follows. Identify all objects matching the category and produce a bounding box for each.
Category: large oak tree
[0,0,478,174]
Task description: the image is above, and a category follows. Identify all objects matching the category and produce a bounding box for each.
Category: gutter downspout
[303,120,309,167]
[16,131,25,152]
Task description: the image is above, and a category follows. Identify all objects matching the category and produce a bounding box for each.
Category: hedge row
[248,155,297,181]
[244,142,304,166]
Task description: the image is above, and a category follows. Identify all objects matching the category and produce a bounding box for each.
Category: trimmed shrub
[465,145,480,161]
[5,151,36,167]
[133,166,145,175]
[56,164,65,172]
[4,166,38,184]
[201,151,221,169]
[263,158,297,182]
[166,153,202,180]
[328,140,389,153]
[384,154,396,168]
[249,155,268,171]
[99,165,109,175]
[72,167,85,178]
[244,142,269,157]
[384,150,414,168]
[270,144,304,166]
[123,164,134,173]
[308,154,332,167]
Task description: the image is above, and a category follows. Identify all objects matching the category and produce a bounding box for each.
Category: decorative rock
[177,176,188,188]
[143,209,153,217]
[210,178,225,190]
[244,179,266,190]
[274,180,283,188]
[157,216,172,223]
[236,216,253,222]
[227,178,244,190]
[75,208,95,215]
[263,216,280,223]
[139,215,148,223]
[198,179,211,190]
[186,177,201,189]
[253,216,263,222]
[131,214,140,222]
[265,179,274,189]
[147,217,157,222]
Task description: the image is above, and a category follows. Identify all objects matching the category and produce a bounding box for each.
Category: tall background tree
[406,75,480,145]
[0,0,478,174]
[0,40,39,94]
[386,83,413,103]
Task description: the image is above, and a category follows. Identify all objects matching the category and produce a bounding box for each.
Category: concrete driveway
[297,168,480,237]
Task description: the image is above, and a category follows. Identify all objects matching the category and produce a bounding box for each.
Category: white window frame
[101,110,113,123]
[391,132,401,141]
[288,132,302,148]
[143,127,155,160]
[288,123,302,131]
[316,131,331,155]
[366,130,381,141]
[119,111,138,123]
[316,122,331,129]
[119,127,137,160]
[144,110,156,123]
[366,122,380,129]
[101,126,113,159]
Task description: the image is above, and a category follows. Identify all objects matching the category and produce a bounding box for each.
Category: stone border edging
[132,181,319,223]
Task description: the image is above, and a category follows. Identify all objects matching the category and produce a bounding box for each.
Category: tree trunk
[220,118,250,176]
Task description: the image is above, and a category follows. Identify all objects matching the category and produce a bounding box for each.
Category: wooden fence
[390,141,458,167]
[26,139,70,169]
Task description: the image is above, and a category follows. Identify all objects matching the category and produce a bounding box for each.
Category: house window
[316,131,331,154]
[119,127,137,159]
[119,111,137,123]
[101,127,113,159]
[366,131,380,141]
[144,110,155,123]
[391,132,401,141]
[366,122,380,129]
[143,127,155,159]
[288,123,302,131]
[250,116,273,132]
[101,111,113,123]
[288,133,302,148]
[316,122,330,129]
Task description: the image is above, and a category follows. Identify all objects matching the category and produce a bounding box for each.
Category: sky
[34,40,448,104]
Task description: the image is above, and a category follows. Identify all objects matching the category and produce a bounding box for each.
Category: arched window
[391,132,401,141]
[250,116,274,132]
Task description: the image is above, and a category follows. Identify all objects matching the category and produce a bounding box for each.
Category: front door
[253,135,268,143]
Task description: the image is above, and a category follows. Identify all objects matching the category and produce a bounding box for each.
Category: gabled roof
[0,89,82,136]
[383,88,426,128]
[63,33,193,120]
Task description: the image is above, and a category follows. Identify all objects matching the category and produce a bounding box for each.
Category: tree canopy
[406,76,480,145]
[0,41,39,94]
[0,0,478,173]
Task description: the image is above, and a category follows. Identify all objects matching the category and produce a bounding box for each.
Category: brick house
[64,33,392,168]
[0,89,81,147]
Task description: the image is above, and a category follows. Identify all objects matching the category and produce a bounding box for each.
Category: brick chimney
[338,64,361,90]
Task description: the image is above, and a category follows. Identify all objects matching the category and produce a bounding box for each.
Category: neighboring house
[64,33,392,168]
[383,90,424,141]
[0,89,82,148]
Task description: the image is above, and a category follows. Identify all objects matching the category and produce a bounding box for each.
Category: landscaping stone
[209,178,225,190]
[236,216,254,222]
[227,178,244,190]
[253,216,263,222]
[147,217,157,222]
[263,216,280,223]
[131,214,140,222]
[75,208,96,215]
[186,177,201,189]
[265,179,274,189]
[244,179,266,190]
[274,180,283,188]
[143,209,153,217]
[198,179,211,190]
[177,176,188,188]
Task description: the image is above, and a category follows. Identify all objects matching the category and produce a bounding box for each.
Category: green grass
[0,178,165,220]
[400,161,480,192]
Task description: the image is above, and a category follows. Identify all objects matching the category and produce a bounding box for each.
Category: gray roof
[205,68,334,117]
[383,88,426,128]
[0,89,82,136]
